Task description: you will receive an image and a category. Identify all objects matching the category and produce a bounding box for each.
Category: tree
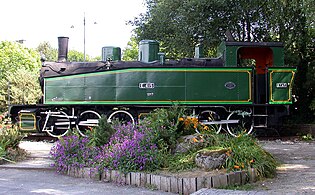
[0,41,41,79]
[130,0,277,58]
[0,41,42,110]
[37,41,101,62]
[122,35,139,61]
[0,68,41,107]
[36,42,58,61]
[68,50,98,62]
[266,0,315,122]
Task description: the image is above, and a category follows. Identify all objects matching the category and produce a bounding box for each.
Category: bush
[140,106,187,151]
[94,123,159,173]
[0,126,26,163]
[0,126,25,150]
[165,151,197,171]
[50,106,278,180]
[88,115,116,147]
[0,146,6,162]
[50,135,95,173]
[218,134,278,178]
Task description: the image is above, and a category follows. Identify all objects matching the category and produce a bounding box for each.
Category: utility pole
[84,12,86,62]
[7,81,10,106]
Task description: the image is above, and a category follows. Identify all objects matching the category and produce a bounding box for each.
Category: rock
[195,148,228,170]
[174,134,207,154]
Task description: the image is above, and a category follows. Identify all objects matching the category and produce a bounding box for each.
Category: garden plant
[50,106,278,180]
[0,117,27,164]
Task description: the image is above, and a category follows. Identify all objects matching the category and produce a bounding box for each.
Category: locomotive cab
[238,46,274,104]
[218,42,295,105]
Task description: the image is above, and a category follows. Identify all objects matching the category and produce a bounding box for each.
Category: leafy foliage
[68,50,88,62]
[0,41,41,110]
[0,67,42,108]
[130,0,277,58]
[218,134,278,178]
[165,151,197,171]
[36,41,58,61]
[0,125,26,164]
[140,106,187,151]
[88,115,116,147]
[122,35,139,61]
[0,126,25,150]
[0,146,5,162]
[37,41,100,62]
[50,106,278,178]
[0,41,41,78]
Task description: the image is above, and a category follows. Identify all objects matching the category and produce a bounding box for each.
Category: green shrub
[140,105,187,151]
[0,126,26,163]
[165,151,197,171]
[0,146,5,160]
[301,133,314,141]
[88,115,116,147]
[218,133,278,178]
[49,106,279,180]
[0,126,25,150]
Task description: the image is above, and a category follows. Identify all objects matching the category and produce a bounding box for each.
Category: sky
[0,0,146,57]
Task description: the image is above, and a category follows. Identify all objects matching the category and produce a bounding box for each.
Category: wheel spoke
[108,110,135,126]
[198,110,222,134]
[226,110,253,137]
[76,110,101,137]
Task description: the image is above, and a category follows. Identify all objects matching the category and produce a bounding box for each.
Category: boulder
[195,148,228,170]
[174,134,207,154]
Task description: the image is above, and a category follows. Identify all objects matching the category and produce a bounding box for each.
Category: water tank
[138,40,159,63]
[102,46,121,61]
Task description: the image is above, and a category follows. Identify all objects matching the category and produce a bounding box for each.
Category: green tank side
[44,67,252,105]
[269,67,296,104]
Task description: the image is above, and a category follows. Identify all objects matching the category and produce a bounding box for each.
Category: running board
[254,125,267,128]
[201,120,239,125]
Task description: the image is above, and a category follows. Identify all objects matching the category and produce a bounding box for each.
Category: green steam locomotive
[9,37,296,137]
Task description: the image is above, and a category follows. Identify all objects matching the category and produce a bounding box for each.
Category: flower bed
[66,166,257,195]
[50,107,277,193]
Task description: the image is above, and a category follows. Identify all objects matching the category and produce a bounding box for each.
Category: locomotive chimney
[57,36,69,62]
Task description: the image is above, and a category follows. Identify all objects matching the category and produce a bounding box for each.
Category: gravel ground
[193,139,315,195]
[0,141,174,195]
[1,139,314,194]
[252,139,315,194]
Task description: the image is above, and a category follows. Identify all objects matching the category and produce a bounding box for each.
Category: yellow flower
[234,165,240,169]
[203,125,209,130]
[192,137,198,143]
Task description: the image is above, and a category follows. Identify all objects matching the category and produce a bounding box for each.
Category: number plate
[276,83,288,88]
